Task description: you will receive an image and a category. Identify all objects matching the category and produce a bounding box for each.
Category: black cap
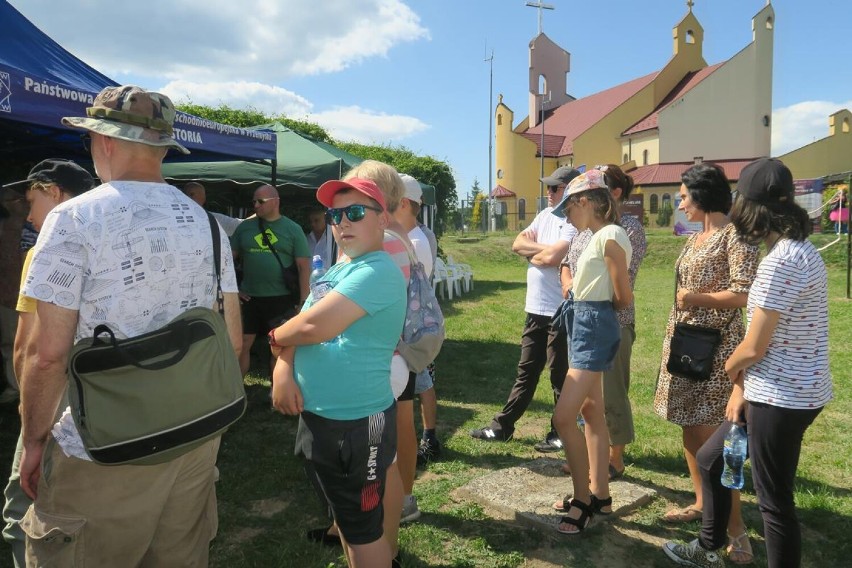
[737,158,794,205]
[540,166,581,187]
[2,159,95,196]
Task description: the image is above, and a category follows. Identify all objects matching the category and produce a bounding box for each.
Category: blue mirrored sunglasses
[325,204,383,225]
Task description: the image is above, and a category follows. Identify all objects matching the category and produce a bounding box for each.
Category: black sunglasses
[81,134,91,153]
[325,204,382,226]
[547,185,562,193]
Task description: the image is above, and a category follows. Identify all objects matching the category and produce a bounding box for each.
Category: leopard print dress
[654,223,759,426]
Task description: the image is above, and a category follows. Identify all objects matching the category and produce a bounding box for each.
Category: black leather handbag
[667,322,723,381]
[666,262,739,381]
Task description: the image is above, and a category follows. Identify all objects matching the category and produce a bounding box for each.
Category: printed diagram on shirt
[24,183,236,340]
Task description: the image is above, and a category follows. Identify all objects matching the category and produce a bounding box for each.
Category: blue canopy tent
[0,0,276,171]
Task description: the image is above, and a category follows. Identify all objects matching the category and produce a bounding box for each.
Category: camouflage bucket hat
[62,85,189,154]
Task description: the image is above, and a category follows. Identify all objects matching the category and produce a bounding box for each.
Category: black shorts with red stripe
[296,403,397,545]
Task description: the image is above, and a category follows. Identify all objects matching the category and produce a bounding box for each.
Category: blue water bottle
[721,424,747,490]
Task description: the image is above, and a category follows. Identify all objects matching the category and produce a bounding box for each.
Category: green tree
[175,103,458,234]
[467,178,483,228]
[337,142,458,236]
[175,103,332,141]
[656,201,673,227]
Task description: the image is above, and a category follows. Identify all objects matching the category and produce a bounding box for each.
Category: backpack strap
[206,212,224,316]
[384,228,419,267]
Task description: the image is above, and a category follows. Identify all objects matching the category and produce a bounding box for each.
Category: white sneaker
[400,494,421,523]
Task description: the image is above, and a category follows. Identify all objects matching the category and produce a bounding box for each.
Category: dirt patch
[249,497,289,518]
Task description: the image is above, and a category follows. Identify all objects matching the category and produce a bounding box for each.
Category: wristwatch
[268,328,283,348]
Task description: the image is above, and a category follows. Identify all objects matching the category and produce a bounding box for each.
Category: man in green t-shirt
[231,184,310,375]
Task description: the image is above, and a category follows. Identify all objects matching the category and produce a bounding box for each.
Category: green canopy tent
[162,121,436,220]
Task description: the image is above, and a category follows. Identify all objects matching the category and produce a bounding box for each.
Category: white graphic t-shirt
[23,181,239,458]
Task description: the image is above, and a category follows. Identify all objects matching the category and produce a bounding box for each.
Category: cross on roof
[687,0,694,11]
[525,1,555,35]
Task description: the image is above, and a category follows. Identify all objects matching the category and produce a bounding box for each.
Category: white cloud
[772,100,852,156]
[160,80,312,117]
[309,106,430,144]
[11,0,429,82]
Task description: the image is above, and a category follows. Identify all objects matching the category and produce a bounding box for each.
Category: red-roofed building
[493,3,775,229]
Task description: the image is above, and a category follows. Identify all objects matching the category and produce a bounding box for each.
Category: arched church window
[642,149,649,165]
[497,113,503,126]
[519,198,526,221]
[662,193,672,210]
[766,17,774,30]
[650,194,659,214]
[843,117,850,134]
[538,75,547,95]
[623,153,629,164]
[686,30,695,44]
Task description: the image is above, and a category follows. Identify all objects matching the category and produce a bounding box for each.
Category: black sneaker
[469,426,512,442]
[417,437,442,467]
[533,431,563,453]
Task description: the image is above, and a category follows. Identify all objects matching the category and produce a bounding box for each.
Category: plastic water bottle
[721,424,747,490]
[309,255,326,291]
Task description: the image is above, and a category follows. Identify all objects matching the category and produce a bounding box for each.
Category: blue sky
[11,0,851,197]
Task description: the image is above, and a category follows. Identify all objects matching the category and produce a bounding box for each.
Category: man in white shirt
[471,166,579,451]
[306,208,333,268]
[18,86,241,566]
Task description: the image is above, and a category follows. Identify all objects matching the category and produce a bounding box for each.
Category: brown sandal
[662,505,703,523]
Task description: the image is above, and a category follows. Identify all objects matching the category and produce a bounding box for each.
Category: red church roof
[622,63,724,136]
[629,159,759,186]
[491,185,516,198]
[524,71,658,156]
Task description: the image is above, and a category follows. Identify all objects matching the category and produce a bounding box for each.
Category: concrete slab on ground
[455,458,656,533]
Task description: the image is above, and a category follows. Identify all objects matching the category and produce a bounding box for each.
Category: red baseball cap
[317,178,387,210]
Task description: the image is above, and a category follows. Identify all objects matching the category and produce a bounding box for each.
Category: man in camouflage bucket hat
[17,85,241,566]
[62,85,190,154]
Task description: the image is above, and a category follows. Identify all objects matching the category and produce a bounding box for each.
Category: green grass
[0,232,848,567]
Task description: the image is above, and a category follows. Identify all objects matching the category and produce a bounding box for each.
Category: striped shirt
[744,239,833,409]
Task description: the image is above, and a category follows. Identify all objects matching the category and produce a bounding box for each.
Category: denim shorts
[564,296,621,372]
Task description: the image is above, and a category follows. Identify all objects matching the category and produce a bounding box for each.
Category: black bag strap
[257,217,290,283]
[674,252,740,330]
[207,212,225,315]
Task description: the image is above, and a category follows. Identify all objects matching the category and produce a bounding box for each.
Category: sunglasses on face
[325,204,383,226]
[547,185,562,194]
[252,197,278,205]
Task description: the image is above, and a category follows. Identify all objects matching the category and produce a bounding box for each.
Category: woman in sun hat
[548,169,633,535]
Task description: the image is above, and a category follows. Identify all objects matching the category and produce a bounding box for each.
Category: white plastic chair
[446,256,473,293]
[433,258,462,300]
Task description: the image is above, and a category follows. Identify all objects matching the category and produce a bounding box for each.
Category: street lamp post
[485,48,495,232]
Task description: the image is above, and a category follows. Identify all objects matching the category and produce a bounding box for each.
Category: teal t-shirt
[231,216,310,296]
[294,251,406,420]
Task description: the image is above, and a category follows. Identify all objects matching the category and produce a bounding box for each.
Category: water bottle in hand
[721,424,747,490]
[309,255,326,288]
[309,255,330,302]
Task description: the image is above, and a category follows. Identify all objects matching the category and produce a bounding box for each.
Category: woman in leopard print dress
[653,164,759,563]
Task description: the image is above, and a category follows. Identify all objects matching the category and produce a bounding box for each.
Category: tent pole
[272,159,277,186]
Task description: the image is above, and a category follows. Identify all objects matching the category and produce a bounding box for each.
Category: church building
[493,1,775,229]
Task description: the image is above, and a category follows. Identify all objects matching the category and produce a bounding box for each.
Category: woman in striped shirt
[664,158,833,568]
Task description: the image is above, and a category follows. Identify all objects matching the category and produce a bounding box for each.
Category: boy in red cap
[268,178,406,567]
